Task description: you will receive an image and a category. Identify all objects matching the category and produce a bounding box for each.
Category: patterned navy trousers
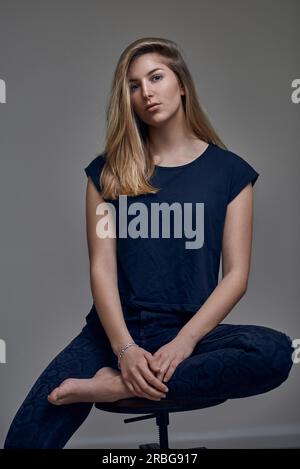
[3,305,294,448]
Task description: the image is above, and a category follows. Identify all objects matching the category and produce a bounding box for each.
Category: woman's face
[127,52,185,127]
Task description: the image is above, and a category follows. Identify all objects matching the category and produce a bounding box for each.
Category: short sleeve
[84,154,106,193]
[227,153,260,204]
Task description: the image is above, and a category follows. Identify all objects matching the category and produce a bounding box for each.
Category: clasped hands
[119,334,196,401]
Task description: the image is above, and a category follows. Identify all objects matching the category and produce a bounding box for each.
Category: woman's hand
[119,345,169,401]
[147,335,196,383]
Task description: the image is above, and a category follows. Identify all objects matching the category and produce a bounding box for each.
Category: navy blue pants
[3,305,294,448]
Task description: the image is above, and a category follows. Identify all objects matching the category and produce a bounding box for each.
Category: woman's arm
[177,182,254,345]
[85,177,134,356]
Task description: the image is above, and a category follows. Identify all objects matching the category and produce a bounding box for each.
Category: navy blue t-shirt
[84,143,259,321]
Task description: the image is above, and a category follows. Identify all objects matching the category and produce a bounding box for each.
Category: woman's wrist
[112,335,135,356]
[117,342,139,369]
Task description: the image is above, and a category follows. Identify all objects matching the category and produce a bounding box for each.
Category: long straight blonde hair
[99,37,227,200]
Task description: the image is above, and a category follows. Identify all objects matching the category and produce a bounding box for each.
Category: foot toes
[48,384,67,404]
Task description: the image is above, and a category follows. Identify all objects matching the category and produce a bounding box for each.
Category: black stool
[95,396,226,449]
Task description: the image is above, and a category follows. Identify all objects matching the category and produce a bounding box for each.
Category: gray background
[0,0,299,448]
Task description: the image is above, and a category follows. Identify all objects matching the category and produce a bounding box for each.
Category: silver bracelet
[117,342,139,370]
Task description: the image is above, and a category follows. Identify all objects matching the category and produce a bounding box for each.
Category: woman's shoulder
[84,152,107,193]
[210,143,253,167]
[84,152,106,172]
[208,143,260,203]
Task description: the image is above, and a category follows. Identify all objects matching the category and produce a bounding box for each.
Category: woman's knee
[249,325,294,383]
[3,328,104,449]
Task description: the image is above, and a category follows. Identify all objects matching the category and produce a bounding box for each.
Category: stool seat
[95,395,226,414]
[95,396,227,449]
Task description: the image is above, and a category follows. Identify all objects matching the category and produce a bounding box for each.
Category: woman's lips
[147,103,161,112]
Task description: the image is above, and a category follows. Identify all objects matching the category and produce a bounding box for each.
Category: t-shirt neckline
[154,142,213,170]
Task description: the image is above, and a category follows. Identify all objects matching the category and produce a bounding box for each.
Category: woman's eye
[130,74,163,92]
[152,74,162,82]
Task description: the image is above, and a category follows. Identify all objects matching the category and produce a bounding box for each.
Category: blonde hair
[99,36,227,200]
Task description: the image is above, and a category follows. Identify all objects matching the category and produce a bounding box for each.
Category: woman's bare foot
[47,367,134,406]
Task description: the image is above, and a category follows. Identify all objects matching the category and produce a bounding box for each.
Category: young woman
[4,37,294,449]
